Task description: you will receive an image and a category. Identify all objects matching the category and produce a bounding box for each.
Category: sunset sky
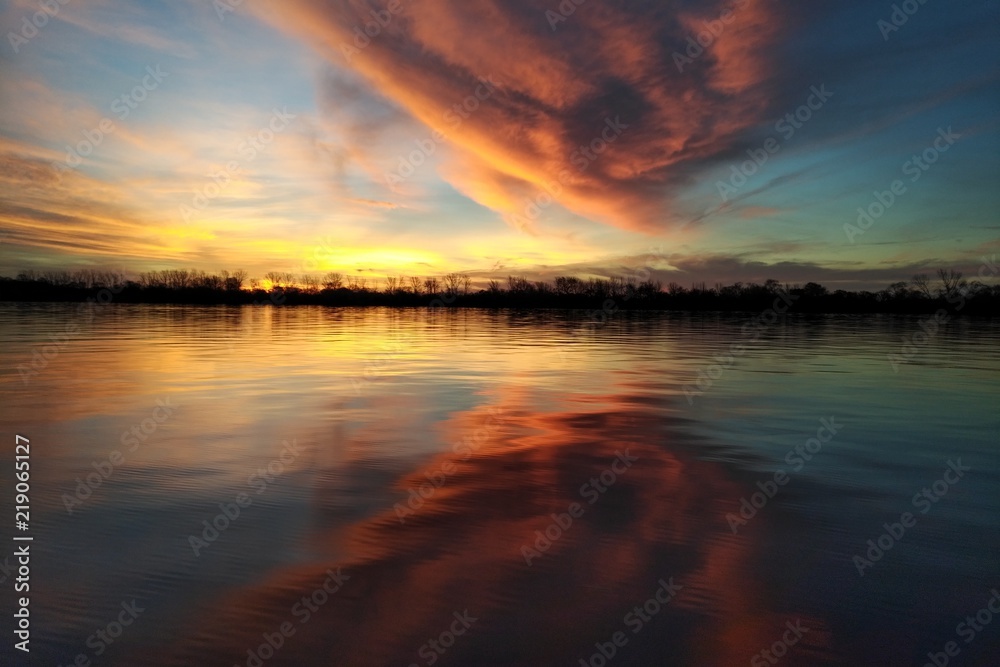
[0,0,997,288]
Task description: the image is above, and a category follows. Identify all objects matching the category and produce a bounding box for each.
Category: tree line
[1,268,997,314]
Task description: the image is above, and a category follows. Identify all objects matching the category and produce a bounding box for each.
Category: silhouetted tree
[323,272,344,290]
[443,273,461,296]
[802,282,828,298]
[3,267,998,316]
[937,269,966,297]
[911,274,932,299]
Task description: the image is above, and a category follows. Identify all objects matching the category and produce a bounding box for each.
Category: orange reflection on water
[131,383,830,666]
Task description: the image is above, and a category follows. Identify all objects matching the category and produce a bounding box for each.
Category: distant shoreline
[2,278,998,316]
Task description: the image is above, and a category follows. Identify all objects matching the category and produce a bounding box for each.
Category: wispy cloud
[257,0,788,233]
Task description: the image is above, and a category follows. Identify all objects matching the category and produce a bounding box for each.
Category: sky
[0,0,998,289]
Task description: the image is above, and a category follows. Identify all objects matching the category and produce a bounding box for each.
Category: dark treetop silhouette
[1,268,997,315]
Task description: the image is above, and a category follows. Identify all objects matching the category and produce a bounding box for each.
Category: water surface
[1,304,997,666]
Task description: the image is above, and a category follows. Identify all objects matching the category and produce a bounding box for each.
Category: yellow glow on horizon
[308,247,443,273]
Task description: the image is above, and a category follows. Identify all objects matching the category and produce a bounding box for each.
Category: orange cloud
[256,0,786,234]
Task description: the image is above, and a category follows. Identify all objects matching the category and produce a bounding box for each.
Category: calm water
[1,304,998,666]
